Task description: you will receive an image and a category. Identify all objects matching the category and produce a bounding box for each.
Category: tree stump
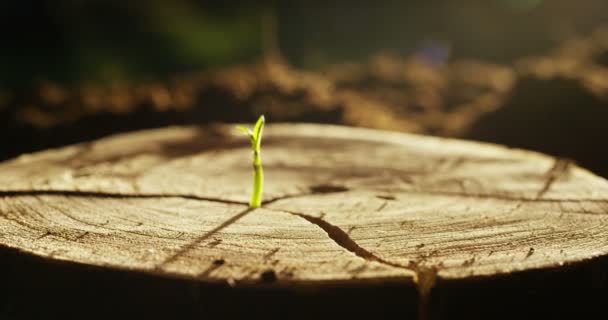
[0,124,607,320]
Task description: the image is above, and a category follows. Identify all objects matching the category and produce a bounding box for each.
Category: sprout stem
[236,115,265,208]
[250,150,263,208]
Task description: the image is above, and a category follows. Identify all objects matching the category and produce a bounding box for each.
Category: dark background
[2,0,607,85]
[1,0,608,176]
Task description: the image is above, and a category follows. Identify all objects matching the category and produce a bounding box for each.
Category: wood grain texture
[0,124,607,318]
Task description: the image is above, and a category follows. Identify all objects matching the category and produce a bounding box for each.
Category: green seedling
[236,115,265,208]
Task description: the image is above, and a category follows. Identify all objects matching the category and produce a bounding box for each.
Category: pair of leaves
[236,115,265,152]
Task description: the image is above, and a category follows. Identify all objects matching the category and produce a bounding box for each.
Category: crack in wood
[270,208,416,269]
[0,190,247,206]
[376,201,389,212]
[3,183,606,208]
[536,158,572,200]
[157,207,255,268]
[376,187,608,204]
[0,189,325,208]
[261,187,349,205]
[270,207,437,320]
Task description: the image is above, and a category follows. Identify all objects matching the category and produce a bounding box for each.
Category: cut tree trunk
[0,124,607,320]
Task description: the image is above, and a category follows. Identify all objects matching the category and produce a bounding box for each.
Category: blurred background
[1,0,607,176]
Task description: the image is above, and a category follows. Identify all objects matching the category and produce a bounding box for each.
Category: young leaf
[236,125,253,137]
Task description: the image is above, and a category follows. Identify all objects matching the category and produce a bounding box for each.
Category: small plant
[236,115,265,208]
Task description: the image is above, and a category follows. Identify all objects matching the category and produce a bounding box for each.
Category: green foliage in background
[0,0,263,87]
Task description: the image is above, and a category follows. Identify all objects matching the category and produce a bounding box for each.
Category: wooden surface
[1,123,607,319]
